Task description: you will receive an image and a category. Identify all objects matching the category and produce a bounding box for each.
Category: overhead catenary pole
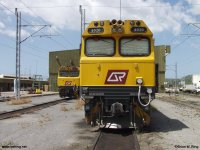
[83,9,86,30]
[14,9,50,100]
[15,8,20,100]
[79,5,82,41]
[175,62,177,92]
[79,6,87,35]
[19,12,21,99]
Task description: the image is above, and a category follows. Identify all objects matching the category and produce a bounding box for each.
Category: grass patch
[7,98,32,105]
[20,122,31,129]
[60,104,68,112]
[38,113,52,126]
[75,99,85,110]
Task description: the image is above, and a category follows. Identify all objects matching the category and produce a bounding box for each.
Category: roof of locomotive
[82,19,153,37]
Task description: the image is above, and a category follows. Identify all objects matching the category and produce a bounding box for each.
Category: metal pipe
[137,85,152,107]
[56,56,61,67]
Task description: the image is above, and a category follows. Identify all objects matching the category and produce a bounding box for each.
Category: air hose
[137,85,152,107]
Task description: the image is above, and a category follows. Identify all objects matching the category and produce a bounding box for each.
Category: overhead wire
[1,1,200,63]
[0,1,70,51]
[0,1,64,60]
[0,28,50,58]
[0,2,50,78]
[0,1,70,77]
[2,2,200,9]
[0,41,48,59]
[18,0,75,49]
[171,26,200,63]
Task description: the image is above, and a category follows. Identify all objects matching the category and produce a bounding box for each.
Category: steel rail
[0,98,68,120]
[158,96,200,111]
[91,129,140,150]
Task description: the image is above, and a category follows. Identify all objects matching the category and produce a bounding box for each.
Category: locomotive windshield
[85,38,115,56]
[59,70,79,77]
[120,37,150,56]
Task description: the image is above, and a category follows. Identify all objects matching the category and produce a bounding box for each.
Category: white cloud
[186,0,200,15]
[0,20,29,39]
[0,0,197,35]
[0,22,5,28]
[0,22,15,38]
[0,27,29,39]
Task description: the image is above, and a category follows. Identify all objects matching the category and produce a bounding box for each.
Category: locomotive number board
[131,27,147,33]
[88,28,104,34]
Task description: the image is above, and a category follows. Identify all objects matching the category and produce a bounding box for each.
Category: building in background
[0,74,48,92]
[180,74,200,88]
[49,46,170,92]
[155,45,170,92]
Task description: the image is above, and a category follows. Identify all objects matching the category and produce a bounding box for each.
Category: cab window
[120,37,150,56]
[59,71,79,77]
[85,38,115,56]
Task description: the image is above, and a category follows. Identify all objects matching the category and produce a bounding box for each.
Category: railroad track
[91,129,140,150]
[157,96,200,111]
[0,98,68,120]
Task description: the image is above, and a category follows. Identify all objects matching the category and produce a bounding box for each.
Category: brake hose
[138,85,152,107]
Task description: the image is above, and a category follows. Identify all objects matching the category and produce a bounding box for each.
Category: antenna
[120,0,121,20]
[56,56,62,67]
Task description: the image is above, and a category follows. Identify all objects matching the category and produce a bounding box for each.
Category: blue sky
[0,0,200,79]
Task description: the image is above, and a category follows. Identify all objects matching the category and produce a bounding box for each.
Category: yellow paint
[80,20,155,87]
[57,77,80,87]
[57,65,80,88]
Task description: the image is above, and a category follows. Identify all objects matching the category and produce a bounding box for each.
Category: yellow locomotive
[80,19,155,129]
[56,56,79,98]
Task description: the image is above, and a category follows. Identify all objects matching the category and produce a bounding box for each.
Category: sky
[1,0,200,79]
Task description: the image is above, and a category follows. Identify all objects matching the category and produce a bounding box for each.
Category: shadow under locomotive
[141,106,188,133]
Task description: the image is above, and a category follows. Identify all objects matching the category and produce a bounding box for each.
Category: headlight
[136,78,143,85]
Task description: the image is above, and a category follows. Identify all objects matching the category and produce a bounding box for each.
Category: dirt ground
[138,93,200,150]
[0,98,98,150]
[0,93,200,150]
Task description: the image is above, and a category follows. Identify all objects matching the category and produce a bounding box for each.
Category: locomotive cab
[80,19,155,129]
